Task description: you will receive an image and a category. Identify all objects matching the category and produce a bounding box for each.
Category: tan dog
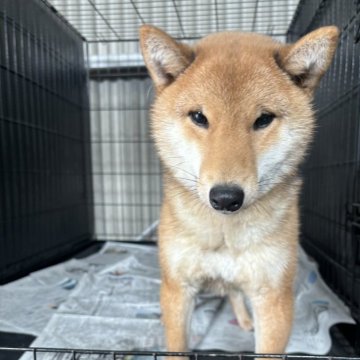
[139,25,339,355]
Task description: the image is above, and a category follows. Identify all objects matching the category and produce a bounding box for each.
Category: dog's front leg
[161,277,195,353]
[251,287,293,355]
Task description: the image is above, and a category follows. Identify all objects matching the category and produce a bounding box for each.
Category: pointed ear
[139,25,194,91]
[276,26,340,92]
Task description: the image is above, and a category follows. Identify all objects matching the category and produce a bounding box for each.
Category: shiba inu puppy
[139,25,339,355]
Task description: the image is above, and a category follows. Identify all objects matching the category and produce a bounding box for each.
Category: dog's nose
[209,185,244,212]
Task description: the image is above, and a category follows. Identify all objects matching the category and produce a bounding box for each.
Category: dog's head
[140,26,339,214]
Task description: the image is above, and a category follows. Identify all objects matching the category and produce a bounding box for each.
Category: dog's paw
[239,318,254,332]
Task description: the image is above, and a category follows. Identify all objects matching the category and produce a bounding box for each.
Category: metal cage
[0,0,360,357]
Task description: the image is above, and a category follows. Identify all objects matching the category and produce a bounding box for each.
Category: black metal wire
[129,0,146,25]
[172,0,185,38]
[87,0,122,40]
[1,346,360,359]
[251,0,260,31]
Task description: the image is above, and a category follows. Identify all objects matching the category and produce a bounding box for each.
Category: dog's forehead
[179,33,288,111]
[194,32,281,83]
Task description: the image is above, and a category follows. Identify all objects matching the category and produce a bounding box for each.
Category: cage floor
[0,242,358,360]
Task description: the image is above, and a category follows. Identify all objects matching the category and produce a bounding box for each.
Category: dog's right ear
[139,25,194,91]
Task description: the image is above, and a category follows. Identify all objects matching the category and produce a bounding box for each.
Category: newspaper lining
[0,242,354,360]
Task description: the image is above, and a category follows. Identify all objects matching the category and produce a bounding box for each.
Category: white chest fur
[164,226,292,295]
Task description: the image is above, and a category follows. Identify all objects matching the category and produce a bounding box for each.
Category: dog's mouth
[217,208,241,215]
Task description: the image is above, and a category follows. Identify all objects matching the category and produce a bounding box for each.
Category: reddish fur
[139,25,339,356]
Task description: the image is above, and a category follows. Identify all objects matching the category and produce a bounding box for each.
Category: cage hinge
[347,203,360,269]
[347,203,360,234]
[356,19,360,43]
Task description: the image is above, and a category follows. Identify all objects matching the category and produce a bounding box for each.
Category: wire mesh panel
[48,0,300,42]
[0,0,92,283]
[89,66,161,241]
[288,0,360,332]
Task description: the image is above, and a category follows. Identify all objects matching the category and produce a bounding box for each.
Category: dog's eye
[189,111,209,129]
[253,113,275,130]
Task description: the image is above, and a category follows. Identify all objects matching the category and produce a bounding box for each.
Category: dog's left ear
[139,25,194,92]
[276,26,339,93]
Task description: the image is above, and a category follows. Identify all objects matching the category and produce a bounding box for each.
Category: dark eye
[189,111,209,128]
[253,113,275,130]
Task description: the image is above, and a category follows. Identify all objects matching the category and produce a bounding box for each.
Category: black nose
[209,185,244,212]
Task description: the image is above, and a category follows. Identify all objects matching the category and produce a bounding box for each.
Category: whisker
[169,188,198,200]
[257,178,299,190]
[169,165,199,180]
[175,177,199,184]
[165,163,205,186]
